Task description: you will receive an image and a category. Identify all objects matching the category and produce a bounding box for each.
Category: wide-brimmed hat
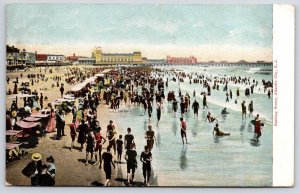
[31,153,42,161]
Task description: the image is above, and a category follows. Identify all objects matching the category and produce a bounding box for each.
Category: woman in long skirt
[46,109,56,133]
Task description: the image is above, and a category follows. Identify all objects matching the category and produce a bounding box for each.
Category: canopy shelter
[63,95,75,100]
[6,143,22,150]
[6,130,22,136]
[6,130,22,143]
[29,112,50,132]
[85,77,97,83]
[14,120,40,148]
[52,98,75,107]
[30,112,50,118]
[70,82,87,92]
[6,94,35,100]
[83,77,97,85]
[23,116,42,122]
[16,120,40,129]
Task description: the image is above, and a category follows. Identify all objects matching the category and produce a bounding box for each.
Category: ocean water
[108,65,273,186]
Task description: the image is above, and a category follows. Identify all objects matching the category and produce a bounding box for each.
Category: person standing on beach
[46,109,56,133]
[180,99,185,117]
[203,94,208,109]
[180,117,188,144]
[241,101,247,119]
[147,101,153,121]
[143,98,148,115]
[85,130,95,165]
[116,135,123,163]
[60,111,65,136]
[107,121,117,156]
[124,127,135,150]
[10,100,18,112]
[172,99,178,117]
[184,95,189,113]
[254,114,263,141]
[102,147,115,186]
[22,153,43,186]
[77,120,88,151]
[39,93,44,110]
[69,123,77,151]
[140,146,152,186]
[225,92,229,102]
[156,105,161,124]
[192,99,200,119]
[145,125,156,151]
[55,110,63,140]
[93,126,106,168]
[248,101,254,117]
[125,143,137,185]
[267,90,271,98]
[59,85,64,98]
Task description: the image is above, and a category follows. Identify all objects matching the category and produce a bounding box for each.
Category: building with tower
[92,47,143,65]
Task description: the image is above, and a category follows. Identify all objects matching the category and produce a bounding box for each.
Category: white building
[74,57,95,65]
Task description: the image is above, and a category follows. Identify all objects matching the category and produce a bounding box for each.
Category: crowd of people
[6,65,272,186]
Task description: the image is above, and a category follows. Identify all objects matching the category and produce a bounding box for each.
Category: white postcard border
[273,4,295,187]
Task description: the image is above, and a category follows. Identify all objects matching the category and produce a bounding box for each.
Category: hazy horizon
[6,4,273,62]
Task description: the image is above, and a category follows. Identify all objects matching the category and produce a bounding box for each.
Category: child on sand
[116,135,123,162]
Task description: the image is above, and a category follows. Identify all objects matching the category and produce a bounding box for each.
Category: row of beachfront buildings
[7,45,271,69]
[6,45,200,68]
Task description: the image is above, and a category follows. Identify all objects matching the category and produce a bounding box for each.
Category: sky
[6,4,273,62]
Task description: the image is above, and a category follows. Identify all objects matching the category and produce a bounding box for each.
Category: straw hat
[31,153,42,161]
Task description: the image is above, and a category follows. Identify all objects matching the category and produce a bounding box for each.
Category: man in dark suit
[22,153,43,186]
[55,110,63,139]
